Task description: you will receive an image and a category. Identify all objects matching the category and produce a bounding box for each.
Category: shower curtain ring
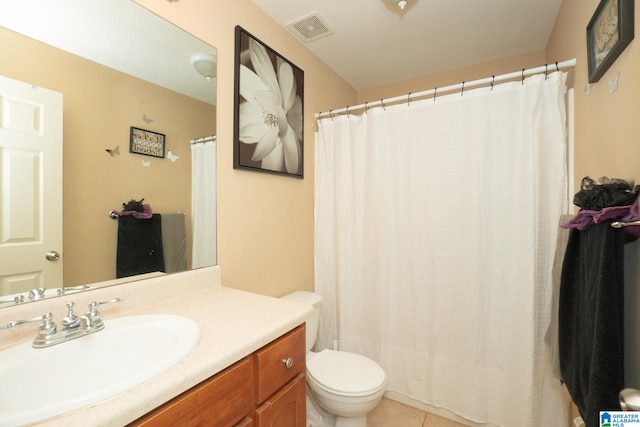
[491,75,495,91]
[545,64,548,80]
[346,106,350,116]
[433,87,437,102]
[407,92,411,106]
[365,102,369,115]
[521,69,525,85]
[555,61,559,71]
[380,99,386,111]
[329,110,334,121]
[461,81,465,96]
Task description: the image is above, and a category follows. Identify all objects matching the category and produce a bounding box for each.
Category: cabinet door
[236,417,254,427]
[129,357,253,427]
[255,373,306,427]
[254,325,305,404]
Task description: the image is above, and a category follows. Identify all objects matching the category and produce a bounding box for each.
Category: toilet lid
[306,350,386,397]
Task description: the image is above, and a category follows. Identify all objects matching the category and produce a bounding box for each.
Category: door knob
[45,251,60,261]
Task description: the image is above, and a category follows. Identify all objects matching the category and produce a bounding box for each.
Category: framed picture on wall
[586,0,634,83]
[233,26,304,178]
[129,127,165,158]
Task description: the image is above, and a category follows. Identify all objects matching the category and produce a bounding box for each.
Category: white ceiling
[0,0,217,105]
[251,0,564,90]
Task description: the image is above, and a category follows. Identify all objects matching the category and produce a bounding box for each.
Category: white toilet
[281,291,387,427]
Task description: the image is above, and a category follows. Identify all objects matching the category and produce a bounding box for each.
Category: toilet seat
[306,350,386,397]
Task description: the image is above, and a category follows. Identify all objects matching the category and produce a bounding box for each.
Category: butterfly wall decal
[609,71,620,94]
[105,145,120,156]
[141,160,151,167]
[167,150,180,162]
[142,113,154,124]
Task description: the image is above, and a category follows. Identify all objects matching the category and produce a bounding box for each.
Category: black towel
[558,221,625,427]
[116,214,165,278]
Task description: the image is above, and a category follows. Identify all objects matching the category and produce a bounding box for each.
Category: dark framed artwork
[129,127,165,158]
[233,26,304,178]
[586,0,634,83]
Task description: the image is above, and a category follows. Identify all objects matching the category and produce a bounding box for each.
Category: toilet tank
[280,291,322,353]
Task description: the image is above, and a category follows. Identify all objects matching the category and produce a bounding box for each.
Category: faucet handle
[1,312,57,340]
[62,302,79,328]
[87,298,123,317]
[37,312,57,337]
[28,288,46,300]
[1,313,48,330]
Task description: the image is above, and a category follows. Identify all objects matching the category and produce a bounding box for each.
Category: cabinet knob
[282,357,294,369]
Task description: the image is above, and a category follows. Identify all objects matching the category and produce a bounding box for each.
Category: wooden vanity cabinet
[254,374,306,427]
[128,324,306,427]
[129,356,254,427]
[254,325,306,427]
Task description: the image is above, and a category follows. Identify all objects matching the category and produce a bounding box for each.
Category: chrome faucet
[1,298,123,348]
[0,287,47,306]
[61,302,81,329]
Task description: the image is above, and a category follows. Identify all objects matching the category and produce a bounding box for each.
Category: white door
[0,75,63,295]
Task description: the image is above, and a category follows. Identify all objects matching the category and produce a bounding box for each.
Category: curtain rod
[190,135,216,144]
[315,58,576,119]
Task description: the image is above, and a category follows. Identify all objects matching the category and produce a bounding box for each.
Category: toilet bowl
[281,291,387,427]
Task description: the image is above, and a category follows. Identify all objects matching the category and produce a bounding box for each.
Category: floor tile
[368,398,427,427]
[423,412,470,427]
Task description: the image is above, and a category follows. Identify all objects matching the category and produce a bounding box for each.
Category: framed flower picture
[233,26,304,178]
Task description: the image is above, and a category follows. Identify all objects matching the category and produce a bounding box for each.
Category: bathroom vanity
[130,325,306,426]
[0,266,312,426]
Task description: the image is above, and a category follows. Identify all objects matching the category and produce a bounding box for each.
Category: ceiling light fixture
[382,0,416,12]
[191,54,217,81]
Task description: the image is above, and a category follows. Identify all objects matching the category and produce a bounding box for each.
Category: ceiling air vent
[286,13,334,43]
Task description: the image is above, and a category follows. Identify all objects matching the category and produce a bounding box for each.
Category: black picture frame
[587,0,634,83]
[233,26,304,178]
[129,127,165,158]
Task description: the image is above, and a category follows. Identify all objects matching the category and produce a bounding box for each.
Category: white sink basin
[0,314,200,426]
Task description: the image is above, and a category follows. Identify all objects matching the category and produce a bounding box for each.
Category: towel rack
[109,210,186,219]
[611,220,640,228]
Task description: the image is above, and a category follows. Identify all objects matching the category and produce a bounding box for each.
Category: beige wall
[134,0,357,297]
[135,0,639,298]
[361,0,640,198]
[357,50,546,104]
[547,0,640,193]
[0,27,216,286]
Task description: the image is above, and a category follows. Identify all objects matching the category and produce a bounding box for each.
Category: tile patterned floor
[368,398,470,427]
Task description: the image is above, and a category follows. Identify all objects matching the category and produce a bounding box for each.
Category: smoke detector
[286,13,334,43]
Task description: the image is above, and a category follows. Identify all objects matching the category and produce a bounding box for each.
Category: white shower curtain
[191,140,217,268]
[315,72,571,426]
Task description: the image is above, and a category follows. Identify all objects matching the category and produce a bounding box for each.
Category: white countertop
[0,266,313,426]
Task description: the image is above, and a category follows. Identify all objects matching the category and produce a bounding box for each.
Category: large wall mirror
[0,0,217,308]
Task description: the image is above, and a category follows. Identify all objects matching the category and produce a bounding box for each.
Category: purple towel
[561,199,640,236]
[112,204,153,219]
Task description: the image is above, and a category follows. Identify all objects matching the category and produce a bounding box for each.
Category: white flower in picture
[238,38,303,175]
